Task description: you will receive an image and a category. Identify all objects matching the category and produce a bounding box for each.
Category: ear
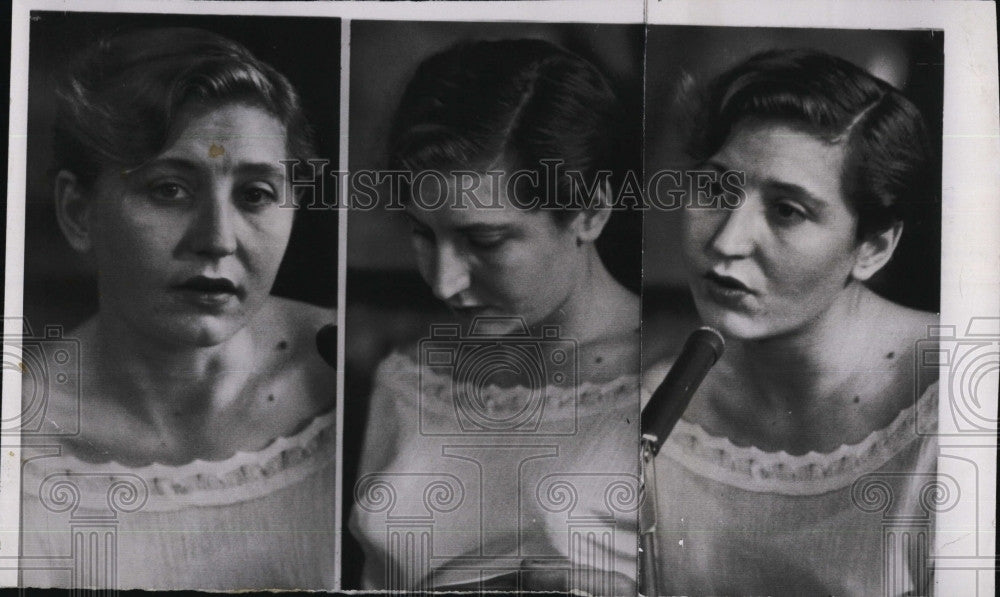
[852,221,903,281]
[54,170,94,253]
[569,180,613,244]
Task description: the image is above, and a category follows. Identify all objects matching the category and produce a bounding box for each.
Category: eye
[148,181,192,202]
[466,232,506,251]
[408,221,434,243]
[769,200,807,225]
[708,180,728,208]
[239,184,278,209]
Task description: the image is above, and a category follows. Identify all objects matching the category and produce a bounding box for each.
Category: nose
[427,242,470,301]
[188,191,238,259]
[707,201,757,259]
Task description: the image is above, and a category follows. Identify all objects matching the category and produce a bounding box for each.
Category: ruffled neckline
[375,351,640,419]
[660,382,938,495]
[22,410,336,511]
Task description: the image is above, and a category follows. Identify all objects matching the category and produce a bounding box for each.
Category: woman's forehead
[161,102,288,161]
[405,193,557,231]
[712,120,848,207]
[410,172,546,216]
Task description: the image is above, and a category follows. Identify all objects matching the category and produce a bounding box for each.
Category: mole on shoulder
[595,356,603,364]
[277,340,288,350]
[885,351,895,359]
[853,395,860,404]
[267,394,275,402]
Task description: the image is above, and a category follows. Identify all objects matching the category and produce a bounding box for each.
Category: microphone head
[692,326,725,363]
[315,324,337,368]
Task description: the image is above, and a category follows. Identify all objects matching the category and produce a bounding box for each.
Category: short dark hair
[688,48,932,239]
[53,27,314,188]
[389,38,625,220]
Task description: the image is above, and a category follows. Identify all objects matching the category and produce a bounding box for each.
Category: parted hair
[389,38,626,220]
[688,48,933,239]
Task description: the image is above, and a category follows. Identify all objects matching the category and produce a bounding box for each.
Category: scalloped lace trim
[663,382,938,496]
[375,351,640,418]
[22,410,336,512]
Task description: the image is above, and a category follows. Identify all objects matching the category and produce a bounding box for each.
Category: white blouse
[642,362,940,596]
[19,410,337,591]
[349,351,641,592]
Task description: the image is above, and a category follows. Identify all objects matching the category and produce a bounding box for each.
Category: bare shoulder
[882,299,938,341]
[252,296,337,414]
[577,286,640,383]
[254,296,335,343]
[19,317,98,449]
[861,296,940,398]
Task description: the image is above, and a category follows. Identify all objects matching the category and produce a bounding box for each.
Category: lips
[701,270,754,307]
[704,271,752,293]
[172,275,243,307]
[176,276,241,294]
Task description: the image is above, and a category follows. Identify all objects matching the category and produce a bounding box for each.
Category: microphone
[315,324,338,368]
[641,327,725,456]
[638,327,725,596]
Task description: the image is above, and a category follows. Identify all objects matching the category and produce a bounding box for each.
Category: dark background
[342,20,645,588]
[642,26,945,363]
[21,11,341,335]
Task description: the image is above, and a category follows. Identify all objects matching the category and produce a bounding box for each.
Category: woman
[349,39,641,592]
[20,28,336,590]
[643,49,940,595]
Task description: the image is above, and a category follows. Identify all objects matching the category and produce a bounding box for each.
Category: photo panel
[641,4,995,594]
[344,19,644,592]
[6,9,341,592]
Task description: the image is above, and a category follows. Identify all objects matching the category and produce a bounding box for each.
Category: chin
[693,301,769,342]
[146,315,247,349]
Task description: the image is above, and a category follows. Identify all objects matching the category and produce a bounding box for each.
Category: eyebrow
[706,159,829,214]
[761,180,828,214]
[402,212,427,227]
[455,223,514,235]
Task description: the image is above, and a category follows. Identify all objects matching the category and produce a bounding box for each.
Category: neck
[726,283,881,414]
[85,311,256,428]
[533,245,635,344]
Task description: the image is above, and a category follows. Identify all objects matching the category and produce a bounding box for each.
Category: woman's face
[405,175,583,331]
[682,120,865,340]
[85,103,294,347]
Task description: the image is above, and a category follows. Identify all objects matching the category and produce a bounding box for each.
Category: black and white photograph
[343,19,644,592]
[640,25,950,596]
[10,10,340,591]
[2,1,996,595]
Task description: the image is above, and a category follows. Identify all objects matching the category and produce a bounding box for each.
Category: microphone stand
[638,436,660,596]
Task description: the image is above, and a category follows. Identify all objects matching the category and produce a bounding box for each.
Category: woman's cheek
[410,237,435,283]
[681,212,714,266]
